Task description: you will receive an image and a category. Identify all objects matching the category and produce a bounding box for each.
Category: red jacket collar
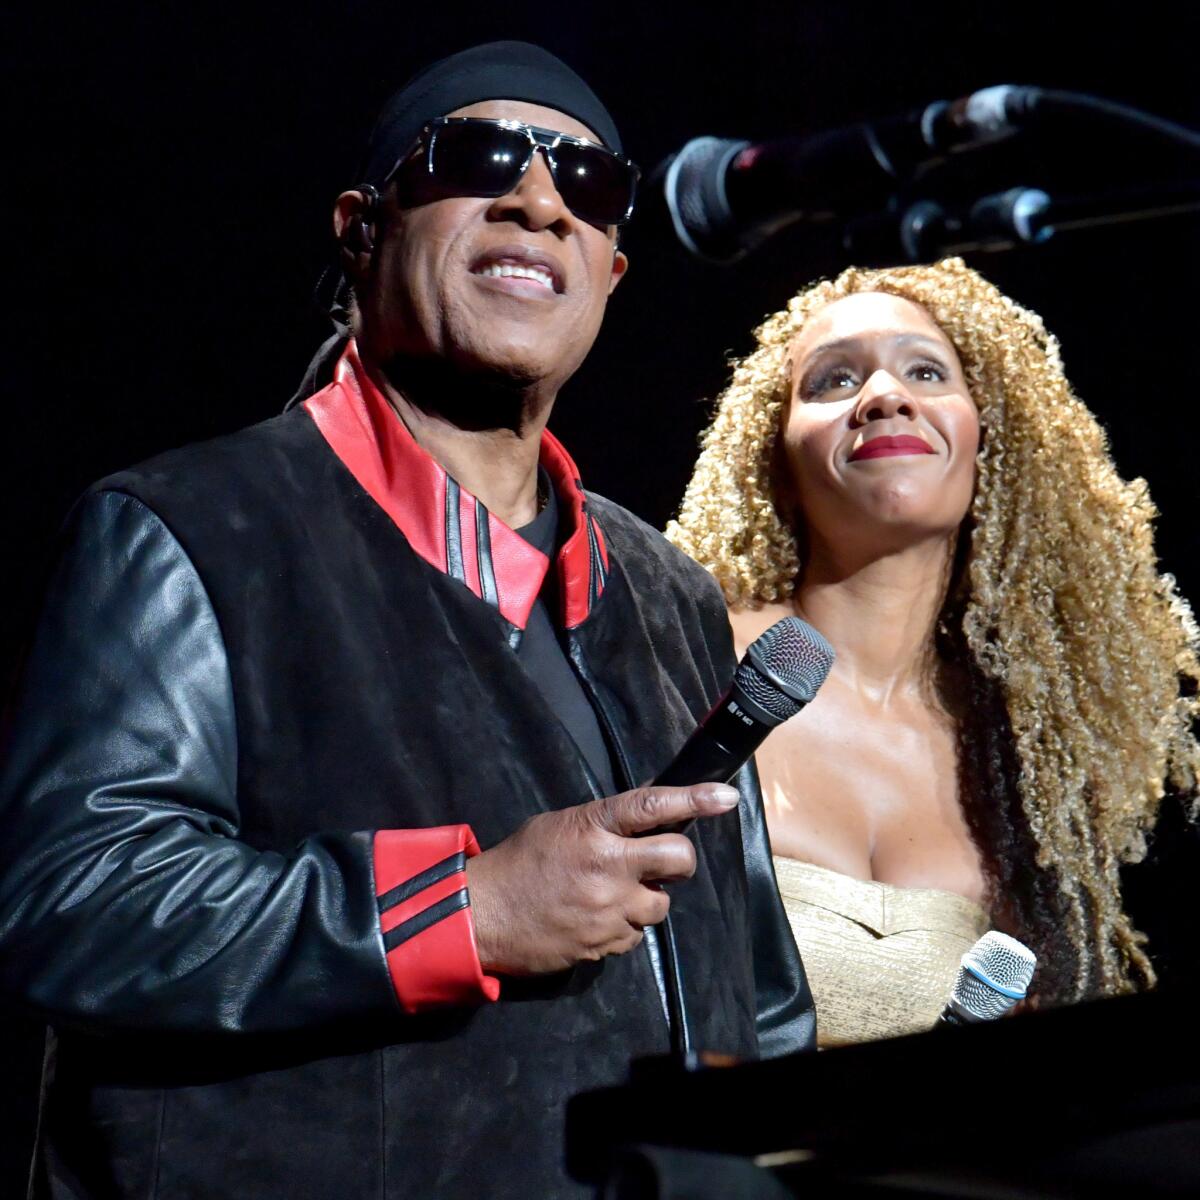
[303,341,608,632]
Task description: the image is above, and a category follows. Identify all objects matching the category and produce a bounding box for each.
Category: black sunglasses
[386,116,639,227]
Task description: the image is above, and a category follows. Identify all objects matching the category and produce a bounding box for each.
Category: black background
[3,1,1198,1186]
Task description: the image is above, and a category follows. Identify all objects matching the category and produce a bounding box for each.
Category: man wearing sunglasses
[0,41,812,1199]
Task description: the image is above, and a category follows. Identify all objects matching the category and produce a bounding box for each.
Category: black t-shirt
[514,472,617,798]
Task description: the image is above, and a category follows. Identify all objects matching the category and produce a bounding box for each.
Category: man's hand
[465,784,740,975]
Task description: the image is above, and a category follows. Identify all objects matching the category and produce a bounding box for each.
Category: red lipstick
[849,435,935,462]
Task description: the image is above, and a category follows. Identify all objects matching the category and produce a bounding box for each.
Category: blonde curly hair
[667,257,1200,1001]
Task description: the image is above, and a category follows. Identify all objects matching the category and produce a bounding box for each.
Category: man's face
[348,99,628,395]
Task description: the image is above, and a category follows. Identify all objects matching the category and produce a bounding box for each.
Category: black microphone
[655,84,1043,263]
[644,616,833,1060]
[654,616,834,803]
[937,931,1037,1027]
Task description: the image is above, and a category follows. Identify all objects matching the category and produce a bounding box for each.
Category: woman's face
[781,292,980,554]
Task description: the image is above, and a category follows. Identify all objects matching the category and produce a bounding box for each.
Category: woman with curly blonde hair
[667,258,1199,1045]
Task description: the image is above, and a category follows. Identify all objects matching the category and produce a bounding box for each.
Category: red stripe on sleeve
[373,826,500,1013]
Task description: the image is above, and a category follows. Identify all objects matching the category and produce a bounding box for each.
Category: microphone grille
[950,931,1037,1022]
[735,617,835,721]
[662,136,751,260]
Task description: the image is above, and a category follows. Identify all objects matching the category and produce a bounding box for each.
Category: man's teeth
[475,263,555,289]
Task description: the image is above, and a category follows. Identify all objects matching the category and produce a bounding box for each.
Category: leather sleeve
[735,759,818,1056]
[0,490,495,1036]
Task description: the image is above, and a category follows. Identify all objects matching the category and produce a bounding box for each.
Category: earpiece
[345,184,380,254]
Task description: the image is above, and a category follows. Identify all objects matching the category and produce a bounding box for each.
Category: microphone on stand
[652,85,1042,262]
[652,87,1200,265]
[938,931,1037,1027]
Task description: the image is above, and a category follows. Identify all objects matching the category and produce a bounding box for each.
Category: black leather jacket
[0,350,813,1198]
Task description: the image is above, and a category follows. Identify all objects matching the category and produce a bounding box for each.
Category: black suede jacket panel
[0,400,814,1199]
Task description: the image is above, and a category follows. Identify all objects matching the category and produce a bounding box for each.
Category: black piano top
[567,988,1200,1196]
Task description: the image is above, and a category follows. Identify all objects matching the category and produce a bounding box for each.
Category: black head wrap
[362,40,621,185]
[287,41,622,408]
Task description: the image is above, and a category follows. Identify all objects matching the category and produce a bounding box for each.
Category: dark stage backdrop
[4,1,1198,1188]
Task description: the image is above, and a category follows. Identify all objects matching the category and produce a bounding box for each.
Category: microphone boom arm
[654,87,1200,265]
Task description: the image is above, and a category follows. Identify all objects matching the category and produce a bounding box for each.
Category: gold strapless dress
[772,857,990,1048]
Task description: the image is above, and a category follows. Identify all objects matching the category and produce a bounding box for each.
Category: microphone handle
[724,112,931,227]
[649,679,792,834]
[936,1006,969,1027]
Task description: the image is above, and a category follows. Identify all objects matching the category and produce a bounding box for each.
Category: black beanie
[359,40,622,188]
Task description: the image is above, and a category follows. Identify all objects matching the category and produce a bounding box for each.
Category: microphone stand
[652,88,1200,266]
[842,180,1200,264]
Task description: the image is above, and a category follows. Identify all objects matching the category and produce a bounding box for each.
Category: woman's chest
[758,691,987,904]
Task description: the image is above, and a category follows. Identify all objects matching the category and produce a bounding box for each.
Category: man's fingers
[625,885,672,930]
[591,784,739,837]
[625,833,697,883]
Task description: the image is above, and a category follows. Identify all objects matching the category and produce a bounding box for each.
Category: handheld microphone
[938,931,1037,1027]
[644,616,833,1058]
[654,85,1043,262]
[651,617,833,832]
